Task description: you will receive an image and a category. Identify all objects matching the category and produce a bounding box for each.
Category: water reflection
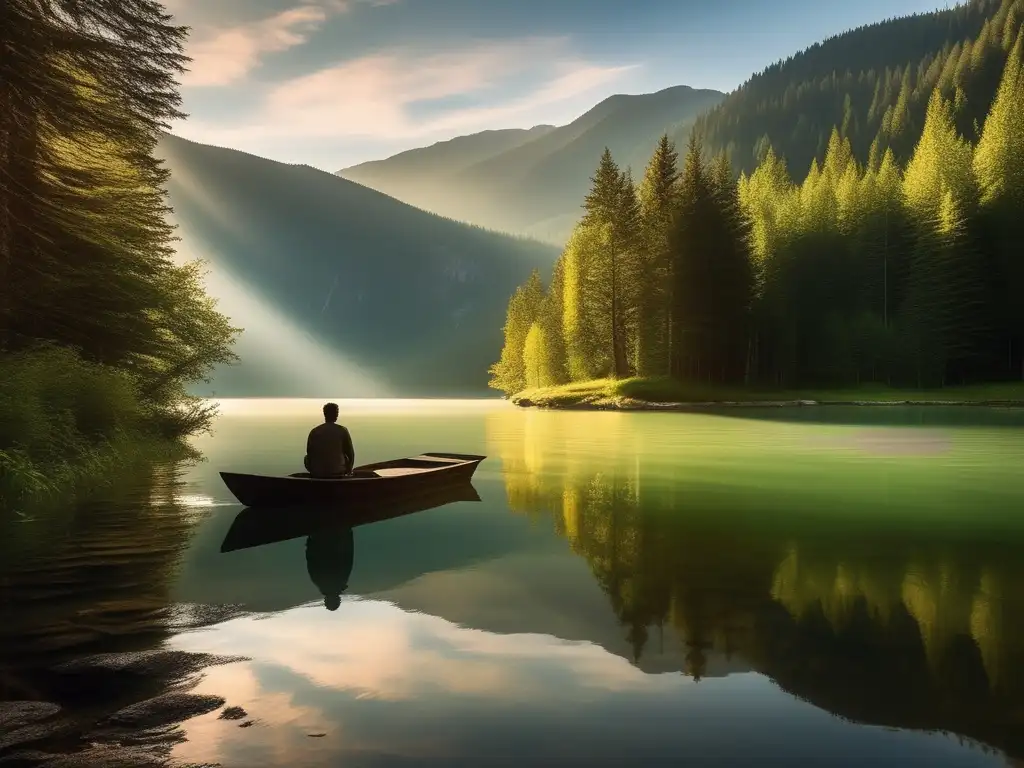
[0,465,247,764]
[484,407,1024,760]
[307,529,354,611]
[218,483,482,611]
[4,401,1024,767]
[0,466,216,669]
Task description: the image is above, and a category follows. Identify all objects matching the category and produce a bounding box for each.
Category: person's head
[324,594,341,611]
[323,402,339,423]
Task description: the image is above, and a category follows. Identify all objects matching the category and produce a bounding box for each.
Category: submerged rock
[0,703,60,734]
[217,706,247,721]
[0,703,68,752]
[0,745,170,768]
[0,723,71,754]
[102,692,226,730]
[52,650,244,682]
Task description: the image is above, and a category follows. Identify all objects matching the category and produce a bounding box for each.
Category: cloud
[182,5,330,87]
[172,599,663,703]
[178,36,638,144]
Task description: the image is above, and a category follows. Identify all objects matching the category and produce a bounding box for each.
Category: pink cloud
[176,36,639,145]
[182,4,335,87]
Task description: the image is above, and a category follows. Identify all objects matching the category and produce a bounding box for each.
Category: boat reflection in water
[218,482,482,610]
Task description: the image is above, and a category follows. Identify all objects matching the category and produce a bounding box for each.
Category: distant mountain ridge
[159,132,557,397]
[337,85,726,243]
[343,124,556,180]
[337,0,1020,241]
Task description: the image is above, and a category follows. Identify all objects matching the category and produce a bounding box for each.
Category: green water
[3,399,1024,767]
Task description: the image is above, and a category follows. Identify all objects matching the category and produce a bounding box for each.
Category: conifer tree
[1,0,238,420]
[522,323,546,389]
[636,135,680,376]
[904,91,978,222]
[901,92,990,384]
[488,270,544,394]
[669,134,720,380]
[615,169,643,376]
[844,149,909,384]
[709,152,755,382]
[583,148,624,225]
[902,190,990,384]
[562,222,610,380]
[522,258,569,389]
[575,150,639,378]
[974,29,1024,376]
[2,0,189,351]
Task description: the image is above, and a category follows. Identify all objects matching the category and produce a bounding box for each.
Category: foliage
[0,346,196,503]
[489,270,545,394]
[0,0,240,499]
[490,2,1024,395]
[669,135,754,383]
[635,135,680,375]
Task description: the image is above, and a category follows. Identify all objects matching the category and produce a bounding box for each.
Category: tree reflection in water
[486,408,1024,759]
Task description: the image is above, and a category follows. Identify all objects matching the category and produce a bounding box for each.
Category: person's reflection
[304,525,355,611]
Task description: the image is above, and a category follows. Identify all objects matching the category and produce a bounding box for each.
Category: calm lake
[3,399,1024,767]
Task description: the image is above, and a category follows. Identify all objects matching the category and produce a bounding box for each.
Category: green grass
[511,377,1024,409]
[0,345,207,507]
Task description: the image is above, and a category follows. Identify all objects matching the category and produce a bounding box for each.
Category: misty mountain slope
[159,132,557,397]
[339,125,555,209]
[470,85,726,232]
[337,85,724,242]
[465,85,723,182]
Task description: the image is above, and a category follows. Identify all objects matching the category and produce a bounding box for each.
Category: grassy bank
[0,346,211,506]
[510,377,1024,409]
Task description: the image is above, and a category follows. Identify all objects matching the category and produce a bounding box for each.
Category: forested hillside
[690,0,1023,177]
[492,0,1024,396]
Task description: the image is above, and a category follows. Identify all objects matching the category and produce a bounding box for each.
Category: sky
[166,0,954,170]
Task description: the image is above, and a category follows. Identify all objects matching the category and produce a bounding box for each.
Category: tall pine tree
[1,0,238,422]
[901,91,990,384]
[974,30,1024,377]
[636,135,680,377]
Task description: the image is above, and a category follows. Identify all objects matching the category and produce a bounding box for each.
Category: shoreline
[0,435,196,510]
[511,395,1024,411]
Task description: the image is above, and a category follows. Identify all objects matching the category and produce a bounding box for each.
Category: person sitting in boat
[304,402,355,477]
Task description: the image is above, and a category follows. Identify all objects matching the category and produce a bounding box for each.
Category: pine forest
[490,0,1024,394]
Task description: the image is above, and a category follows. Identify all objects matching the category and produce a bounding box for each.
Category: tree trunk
[610,249,627,378]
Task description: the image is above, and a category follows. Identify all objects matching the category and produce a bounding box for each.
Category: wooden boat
[218,452,486,508]
[220,481,482,553]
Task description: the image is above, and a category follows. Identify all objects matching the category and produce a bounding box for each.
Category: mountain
[688,0,1019,177]
[340,125,556,213]
[337,85,725,243]
[339,0,1021,240]
[158,133,558,397]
